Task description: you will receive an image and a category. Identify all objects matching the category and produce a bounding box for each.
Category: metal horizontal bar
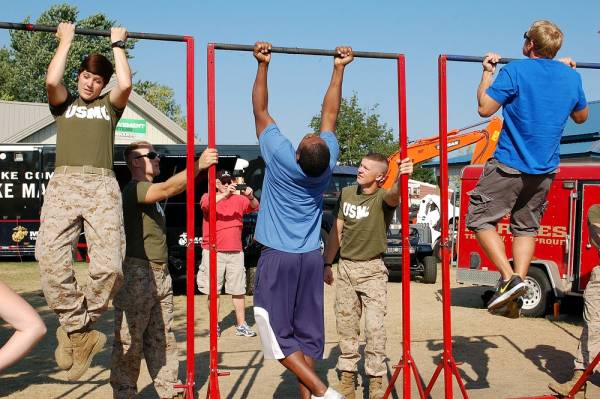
[0,22,187,42]
[445,54,600,69]
[212,43,400,59]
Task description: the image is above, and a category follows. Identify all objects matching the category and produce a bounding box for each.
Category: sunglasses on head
[135,151,161,160]
[523,31,530,40]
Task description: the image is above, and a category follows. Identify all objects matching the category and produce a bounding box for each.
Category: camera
[236,183,247,192]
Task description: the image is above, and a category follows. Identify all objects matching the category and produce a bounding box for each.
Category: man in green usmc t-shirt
[110,141,217,399]
[323,153,412,399]
[36,22,132,381]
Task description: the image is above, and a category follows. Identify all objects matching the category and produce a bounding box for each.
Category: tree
[0,4,186,127]
[411,165,436,185]
[309,93,397,165]
[133,80,186,128]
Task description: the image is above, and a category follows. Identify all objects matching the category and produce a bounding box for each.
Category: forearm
[477,71,494,109]
[46,41,71,88]
[384,181,401,207]
[253,63,269,117]
[321,66,345,125]
[164,161,202,197]
[0,329,45,371]
[0,284,46,371]
[112,47,132,91]
[324,223,342,264]
[248,196,259,209]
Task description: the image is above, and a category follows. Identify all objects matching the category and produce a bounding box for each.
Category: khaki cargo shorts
[465,158,554,237]
[197,249,246,295]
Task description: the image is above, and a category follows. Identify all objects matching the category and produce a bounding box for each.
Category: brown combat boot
[338,371,356,399]
[67,328,106,381]
[55,326,73,370]
[549,370,586,398]
[369,376,384,399]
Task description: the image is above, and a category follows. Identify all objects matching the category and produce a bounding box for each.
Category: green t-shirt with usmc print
[122,181,168,262]
[334,185,396,261]
[50,92,123,170]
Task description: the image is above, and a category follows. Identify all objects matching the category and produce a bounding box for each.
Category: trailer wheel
[421,255,437,284]
[320,228,328,255]
[521,267,552,317]
[245,266,257,296]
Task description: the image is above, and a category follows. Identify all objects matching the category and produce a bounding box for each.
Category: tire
[521,267,552,317]
[433,239,441,261]
[320,228,328,255]
[245,265,257,296]
[421,255,437,284]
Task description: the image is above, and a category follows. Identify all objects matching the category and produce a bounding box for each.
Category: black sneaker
[490,297,523,318]
[487,274,527,311]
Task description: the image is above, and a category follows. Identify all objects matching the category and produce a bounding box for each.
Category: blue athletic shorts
[253,247,325,360]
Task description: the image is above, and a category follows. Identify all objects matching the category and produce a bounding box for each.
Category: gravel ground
[0,262,595,399]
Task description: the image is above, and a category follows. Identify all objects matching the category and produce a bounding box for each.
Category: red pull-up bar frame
[206,42,416,399]
[434,53,600,399]
[0,22,197,399]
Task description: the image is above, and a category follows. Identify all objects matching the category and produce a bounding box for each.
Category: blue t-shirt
[254,124,340,253]
[486,59,587,174]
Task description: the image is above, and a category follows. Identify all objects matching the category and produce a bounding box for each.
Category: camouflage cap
[588,204,600,249]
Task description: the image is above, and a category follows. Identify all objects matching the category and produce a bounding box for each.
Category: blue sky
[2,1,600,146]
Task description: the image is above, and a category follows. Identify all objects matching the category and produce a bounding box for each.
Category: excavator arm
[381,116,502,189]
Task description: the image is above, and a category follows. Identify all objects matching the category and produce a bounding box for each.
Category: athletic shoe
[311,387,346,399]
[235,322,257,337]
[487,274,527,311]
[490,297,523,318]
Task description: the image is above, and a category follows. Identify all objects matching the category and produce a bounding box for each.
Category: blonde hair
[124,140,153,168]
[526,20,563,59]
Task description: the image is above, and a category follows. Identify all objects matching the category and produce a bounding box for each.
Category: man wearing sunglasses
[110,141,217,399]
[468,20,589,317]
[197,170,259,338]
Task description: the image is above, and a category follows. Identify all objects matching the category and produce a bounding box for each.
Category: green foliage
[309,93,397,165]
[134,80,186,128]
[411,165,437,185]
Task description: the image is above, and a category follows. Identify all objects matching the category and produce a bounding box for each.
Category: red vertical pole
[184,35,196,398]
[438,54,453,399]
[398,55,412,399]
[206,43,221,399]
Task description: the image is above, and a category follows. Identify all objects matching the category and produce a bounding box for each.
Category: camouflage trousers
[110,257,182,399]
[335,258,388,377]
[35,171,125,333]
[575,265,600,370]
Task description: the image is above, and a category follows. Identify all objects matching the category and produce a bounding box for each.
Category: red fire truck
[456,163,600,317]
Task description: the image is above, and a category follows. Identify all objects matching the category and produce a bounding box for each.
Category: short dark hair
[298,141,331,177]
[79,53,114,86]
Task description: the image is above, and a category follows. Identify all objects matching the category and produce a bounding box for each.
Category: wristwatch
[111,40,127,49]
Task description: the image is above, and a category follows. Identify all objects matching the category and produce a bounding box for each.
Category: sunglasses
[135,151,161,160]
[219,178,233,184]
[523,31,530,40]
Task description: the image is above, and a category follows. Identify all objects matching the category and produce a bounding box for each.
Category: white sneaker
[311,387,346,399]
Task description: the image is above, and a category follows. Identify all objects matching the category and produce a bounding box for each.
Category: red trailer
[456,163,600,317]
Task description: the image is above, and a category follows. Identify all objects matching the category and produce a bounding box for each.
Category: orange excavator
[381,116,503,188]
